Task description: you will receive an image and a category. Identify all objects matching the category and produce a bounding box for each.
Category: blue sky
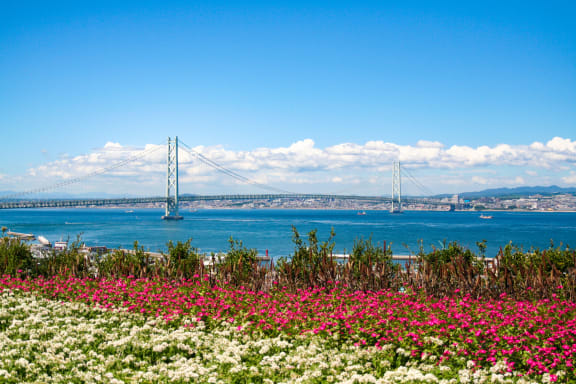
[0,1,575,197]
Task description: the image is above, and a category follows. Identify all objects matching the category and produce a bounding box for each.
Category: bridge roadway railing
[178,194,390,202]
[0,197,166,209]
[0,194,451,209]
[0,194,389,209]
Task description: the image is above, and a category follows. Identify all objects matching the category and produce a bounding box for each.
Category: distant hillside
[458,186,576,199]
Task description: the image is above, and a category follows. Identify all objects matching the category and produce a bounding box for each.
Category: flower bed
[1,275,575,383]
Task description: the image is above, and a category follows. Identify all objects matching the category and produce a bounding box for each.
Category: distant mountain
[458,186,576,199]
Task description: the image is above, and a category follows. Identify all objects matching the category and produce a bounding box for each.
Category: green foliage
[344,237,401,291]
[165,239,202,279]
[0,236,33,276]
[498,242,576,276]
[290,226,336,271]
[219,237,259,286]
[424,240,481,269]
[531,241,575,274]
[411,241,487,298]
[36,236,93,277]
[350,237,393,269]
[498,243,527,269]
[98,241,155,278]
[349,237,395,275]
[0,227,574,300]
[495,242,576,299]
[276,226,337,288]
[476,240,487,257]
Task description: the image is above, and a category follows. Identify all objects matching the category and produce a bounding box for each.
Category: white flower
[15,357,29,368]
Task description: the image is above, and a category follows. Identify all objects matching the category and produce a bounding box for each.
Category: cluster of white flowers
[423,336,445,346]
[0,290,564,383]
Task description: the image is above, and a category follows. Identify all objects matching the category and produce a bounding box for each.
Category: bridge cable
[0,143,165,200]
[401,167,435,197]
[178,141,295,195]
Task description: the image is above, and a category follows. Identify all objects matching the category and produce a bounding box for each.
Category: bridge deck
[0,194,451,209]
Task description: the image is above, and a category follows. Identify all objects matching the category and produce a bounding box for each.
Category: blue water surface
[1,209,575,259]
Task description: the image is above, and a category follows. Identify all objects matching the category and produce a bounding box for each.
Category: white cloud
[471,175,525,187]
[563,172,576,184]
[546,137,576,153]
[103,142,123,149]
[416,140,444,148]
[513,176,525,185]
[471,176,489,185]
[13,137,576,195]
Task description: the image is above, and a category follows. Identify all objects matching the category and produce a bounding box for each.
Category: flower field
[1,275,575,383]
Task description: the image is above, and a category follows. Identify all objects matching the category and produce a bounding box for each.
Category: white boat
[37,236,51,246]
[480,214,493,219]
[54,241,68,251]
[6,231,36,241]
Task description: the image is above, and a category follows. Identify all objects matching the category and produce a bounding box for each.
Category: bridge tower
[162,136,183,220]
[390,160,402,213]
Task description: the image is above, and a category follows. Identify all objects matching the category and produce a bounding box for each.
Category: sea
[1,208,575,259]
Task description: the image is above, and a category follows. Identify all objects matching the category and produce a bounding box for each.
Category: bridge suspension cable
[0,143,165,201]
[178,140,294,195]
[401,166,434,197]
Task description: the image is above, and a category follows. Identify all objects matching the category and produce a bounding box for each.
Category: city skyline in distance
[1,1,574,196]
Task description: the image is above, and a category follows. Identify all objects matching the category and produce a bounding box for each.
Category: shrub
[164,239,202,279]
[0,236,33,277]
[219,237,260,286]
[0,226,574,300]
[97,241,154,278]
[36,235,93,278]
[495,242,576,300]
[412,241,487,298]
[343,237,399,290]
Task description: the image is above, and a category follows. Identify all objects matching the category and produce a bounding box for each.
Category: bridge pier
[162,136,183,220]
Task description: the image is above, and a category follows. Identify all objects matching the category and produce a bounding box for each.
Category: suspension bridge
[0,137,452,217]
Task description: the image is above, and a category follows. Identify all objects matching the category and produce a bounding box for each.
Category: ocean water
[1,208,575,259]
